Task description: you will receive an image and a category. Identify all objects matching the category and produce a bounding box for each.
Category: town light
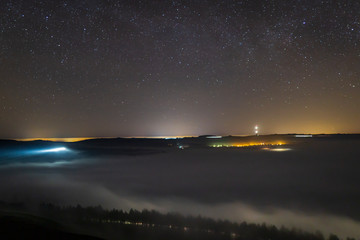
[37,147,69,153]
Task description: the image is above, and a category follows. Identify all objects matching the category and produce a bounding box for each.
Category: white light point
[38,147,69,153]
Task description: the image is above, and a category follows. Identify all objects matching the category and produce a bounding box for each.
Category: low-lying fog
[1,139,360,238]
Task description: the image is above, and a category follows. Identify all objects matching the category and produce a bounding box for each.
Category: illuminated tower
[254,125,259,136]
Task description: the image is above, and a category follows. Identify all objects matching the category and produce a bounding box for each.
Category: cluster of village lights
[210,142,285,148]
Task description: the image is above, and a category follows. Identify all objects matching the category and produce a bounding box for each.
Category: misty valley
[0,135,360,239]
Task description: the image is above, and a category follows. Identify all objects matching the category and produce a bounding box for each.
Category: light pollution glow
[36,147,69,153]
[210,142,285,148]
[13,136,197,142]
[14,137,95,142]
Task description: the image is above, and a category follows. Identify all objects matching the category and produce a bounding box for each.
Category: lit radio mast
[254,125,259,136]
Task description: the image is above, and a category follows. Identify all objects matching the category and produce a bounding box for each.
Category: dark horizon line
[1,132,360,142]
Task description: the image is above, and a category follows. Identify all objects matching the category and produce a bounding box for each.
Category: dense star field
[0,0,359,137]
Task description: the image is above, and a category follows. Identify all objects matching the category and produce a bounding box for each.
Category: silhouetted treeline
[0,201,356,240]
[34,203,355,240]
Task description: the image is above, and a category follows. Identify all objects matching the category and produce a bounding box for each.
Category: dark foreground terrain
[0,202,350,240]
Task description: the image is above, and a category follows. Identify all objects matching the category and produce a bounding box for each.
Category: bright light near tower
[254,125,259,135]
[37,147,69,153]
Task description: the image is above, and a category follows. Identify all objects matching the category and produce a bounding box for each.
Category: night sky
[1,0,359,138]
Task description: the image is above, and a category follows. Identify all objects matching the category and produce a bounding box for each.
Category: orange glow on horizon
[13,135,197,142]
[14,137,95,142]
